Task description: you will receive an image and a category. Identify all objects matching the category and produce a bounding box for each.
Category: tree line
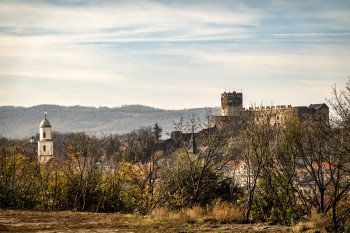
[0,81,349,232]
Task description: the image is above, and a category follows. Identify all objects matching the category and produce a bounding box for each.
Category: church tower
[38,112,53,164]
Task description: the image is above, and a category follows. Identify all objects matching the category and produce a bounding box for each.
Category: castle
[211,91,329,131]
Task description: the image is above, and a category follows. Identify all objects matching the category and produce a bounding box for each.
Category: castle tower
[38,112,53,164]
[221,91,243,116]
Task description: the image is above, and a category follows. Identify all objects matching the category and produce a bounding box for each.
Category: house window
[43,145,46,152]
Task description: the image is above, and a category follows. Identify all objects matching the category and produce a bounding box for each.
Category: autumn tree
[0,148,39,208]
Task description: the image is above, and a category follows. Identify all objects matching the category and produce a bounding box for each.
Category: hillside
[0,105,220,139]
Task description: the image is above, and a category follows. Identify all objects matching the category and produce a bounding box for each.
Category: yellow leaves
[14,153,29,163]
[116,161,143,183]
[4,153,30,172]
[67,144,74,152]
[167,188,186,208]
[67,145,82,159]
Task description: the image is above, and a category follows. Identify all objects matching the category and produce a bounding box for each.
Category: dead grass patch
[151,200,241,224]
[151,206,171,221]
[186,205,205,220]
[292,212,329,233]
[151,207,200,223]
[208,200,242,224]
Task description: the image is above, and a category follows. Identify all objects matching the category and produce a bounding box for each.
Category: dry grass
[151,200,241,224]
[150,206,172,220]
[0,209,292,232]
[150,206,200,223]
[209,199,242,224]
[309,212,329,229]
[186,205,205,220]
[292,211,329,233]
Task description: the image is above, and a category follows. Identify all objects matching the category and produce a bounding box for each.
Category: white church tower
[38,112,54,164]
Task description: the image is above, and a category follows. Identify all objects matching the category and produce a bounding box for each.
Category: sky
[0,0,349,110]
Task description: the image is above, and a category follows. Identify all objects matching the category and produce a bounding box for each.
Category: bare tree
[64,132,103,211]
[329,78,350,129]
[122,127,164,214]
[163,113,235,208]
[252,117,300,225]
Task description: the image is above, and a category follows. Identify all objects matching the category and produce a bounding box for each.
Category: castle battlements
[245,104,293,111]
[211,91,329,131]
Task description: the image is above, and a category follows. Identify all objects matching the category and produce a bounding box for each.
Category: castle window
[43,132,46,138]
[276,116,279,120]
[43,145,46,152]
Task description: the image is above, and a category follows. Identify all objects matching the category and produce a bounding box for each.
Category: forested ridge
[0,104,220,138]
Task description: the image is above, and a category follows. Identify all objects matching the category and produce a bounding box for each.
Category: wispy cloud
[271,32,350,37]
[0,0,349,109]
[0,1,258,41]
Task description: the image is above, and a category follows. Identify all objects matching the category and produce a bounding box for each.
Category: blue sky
[0,0,349,109]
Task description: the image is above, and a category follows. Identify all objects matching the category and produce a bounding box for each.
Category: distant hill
[0,105,220,139]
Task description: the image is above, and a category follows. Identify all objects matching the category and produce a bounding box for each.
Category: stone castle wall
[211,91,329,130]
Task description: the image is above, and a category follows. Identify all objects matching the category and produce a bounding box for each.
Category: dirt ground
[0,210,292,233]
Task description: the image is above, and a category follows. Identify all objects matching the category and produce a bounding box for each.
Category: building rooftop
[309,103,328,110]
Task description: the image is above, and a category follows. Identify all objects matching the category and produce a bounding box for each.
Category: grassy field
[0,209,291,233]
